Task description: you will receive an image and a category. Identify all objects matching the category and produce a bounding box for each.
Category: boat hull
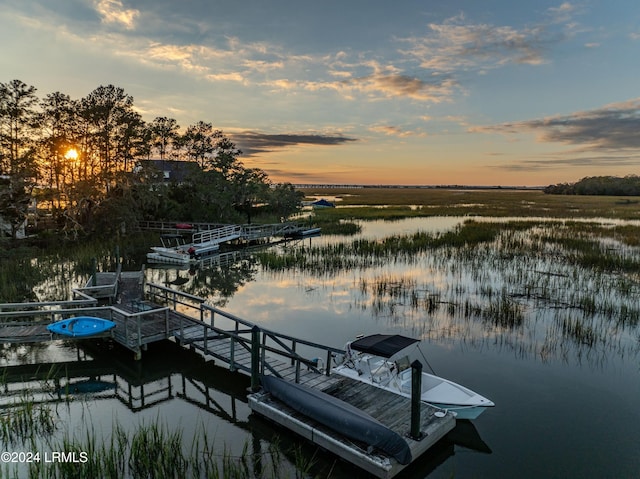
[428,403,490,420]
[332,336,494,420]
[47,316,116,338]
[332,364,493,419]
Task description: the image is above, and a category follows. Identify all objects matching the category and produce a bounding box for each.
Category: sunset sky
[1,0,639,186]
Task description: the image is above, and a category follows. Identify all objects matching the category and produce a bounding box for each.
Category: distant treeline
[544,175,640,196]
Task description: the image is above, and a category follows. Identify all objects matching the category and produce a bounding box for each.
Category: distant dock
[137,220,319,242]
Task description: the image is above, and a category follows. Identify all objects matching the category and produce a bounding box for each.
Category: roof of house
[137,160,201,183]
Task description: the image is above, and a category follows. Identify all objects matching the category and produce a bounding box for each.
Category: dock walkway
[138,220,317,243]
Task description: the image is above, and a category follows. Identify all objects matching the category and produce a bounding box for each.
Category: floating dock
[249,377,455,478]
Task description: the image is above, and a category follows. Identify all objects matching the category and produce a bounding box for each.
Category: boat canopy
[349,334,420,358]
[311,199,335,207]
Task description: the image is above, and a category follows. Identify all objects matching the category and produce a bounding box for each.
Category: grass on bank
[301,187,640,220]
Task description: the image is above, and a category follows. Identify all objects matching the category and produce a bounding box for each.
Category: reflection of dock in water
[0,341,250,419]
[1,340,491,479]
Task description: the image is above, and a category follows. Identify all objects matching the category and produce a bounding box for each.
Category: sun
[65,148,79,160]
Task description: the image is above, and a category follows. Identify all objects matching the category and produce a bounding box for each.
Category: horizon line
[292,184,545,190]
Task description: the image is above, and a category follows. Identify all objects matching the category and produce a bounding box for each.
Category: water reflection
[135,215,640,371]
[4,215,640,477]
[3,339,494,478]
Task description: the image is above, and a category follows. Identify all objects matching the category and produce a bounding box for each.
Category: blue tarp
[311,199,335,207]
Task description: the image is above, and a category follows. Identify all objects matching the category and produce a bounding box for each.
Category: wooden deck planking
[0,323,51,343]
[248,376,455,479]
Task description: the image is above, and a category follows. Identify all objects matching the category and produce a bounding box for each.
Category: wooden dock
[0,278,456,477]
[137,220,319,243]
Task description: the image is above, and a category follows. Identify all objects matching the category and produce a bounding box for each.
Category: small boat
[147,227,241,265]
[261,375,412,465]
[147,234,197,265]
[175,222,193,230]
[47,316,116,338]
[332,334,495,420]
[284,227,322,238]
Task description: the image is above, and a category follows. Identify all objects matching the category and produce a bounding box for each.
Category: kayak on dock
[47,316,116,338]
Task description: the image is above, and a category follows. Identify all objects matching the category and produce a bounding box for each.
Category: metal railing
[0,289,98,315]
[192,224,242,245]
[146,283,345,384]
[1,281,344,384]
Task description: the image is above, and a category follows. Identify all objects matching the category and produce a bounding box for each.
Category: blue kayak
[47,316,116,338]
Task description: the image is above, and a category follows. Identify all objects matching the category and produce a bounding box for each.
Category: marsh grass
[264,216,640,364]
[303,187,640,220]
[3,415,324,479]
[0,394,56,445]
[310,216,361,235]
[260,221,537,273]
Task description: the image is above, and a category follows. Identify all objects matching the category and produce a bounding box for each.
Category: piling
[250,325,260,392]
[410,360,423,440]
[91,258,97,287]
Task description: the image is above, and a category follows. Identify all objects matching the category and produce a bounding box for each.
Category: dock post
[250,325,261,392]
[410,360,424,440]
[91,258,97,287]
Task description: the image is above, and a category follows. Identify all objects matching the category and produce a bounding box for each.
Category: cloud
[348,73,456,102]
[398,5,582,74]
[471,98,640,151]
[94,0,139,30]
[368,125,425,138]
[493,154,640,172]
[547,2,579,24]
[230,131,357,156]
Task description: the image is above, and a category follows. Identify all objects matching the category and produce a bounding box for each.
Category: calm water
[3,216,640,478]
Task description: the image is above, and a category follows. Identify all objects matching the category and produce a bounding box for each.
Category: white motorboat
[146,228,235,265]
[332,334,495,420]
[147,234,196,264]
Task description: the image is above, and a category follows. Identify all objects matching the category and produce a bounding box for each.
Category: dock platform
[248,376,455,478]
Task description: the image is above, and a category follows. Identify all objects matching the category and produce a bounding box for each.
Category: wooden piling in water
[91,258,97,287]
[251,325,260,392]
[410,360,423,440]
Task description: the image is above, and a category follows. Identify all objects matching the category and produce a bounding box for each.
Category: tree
[79,85,137,181]
[268,182,304,219]
[544,175,640,196]
[114,109,146,172]
[206,131,243,178]
[38,91,77,210]
[0,79,306,237]
[231,167,270,223]
[150,117,180,161]
[182,121,215,168]
[0,80,39,238]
